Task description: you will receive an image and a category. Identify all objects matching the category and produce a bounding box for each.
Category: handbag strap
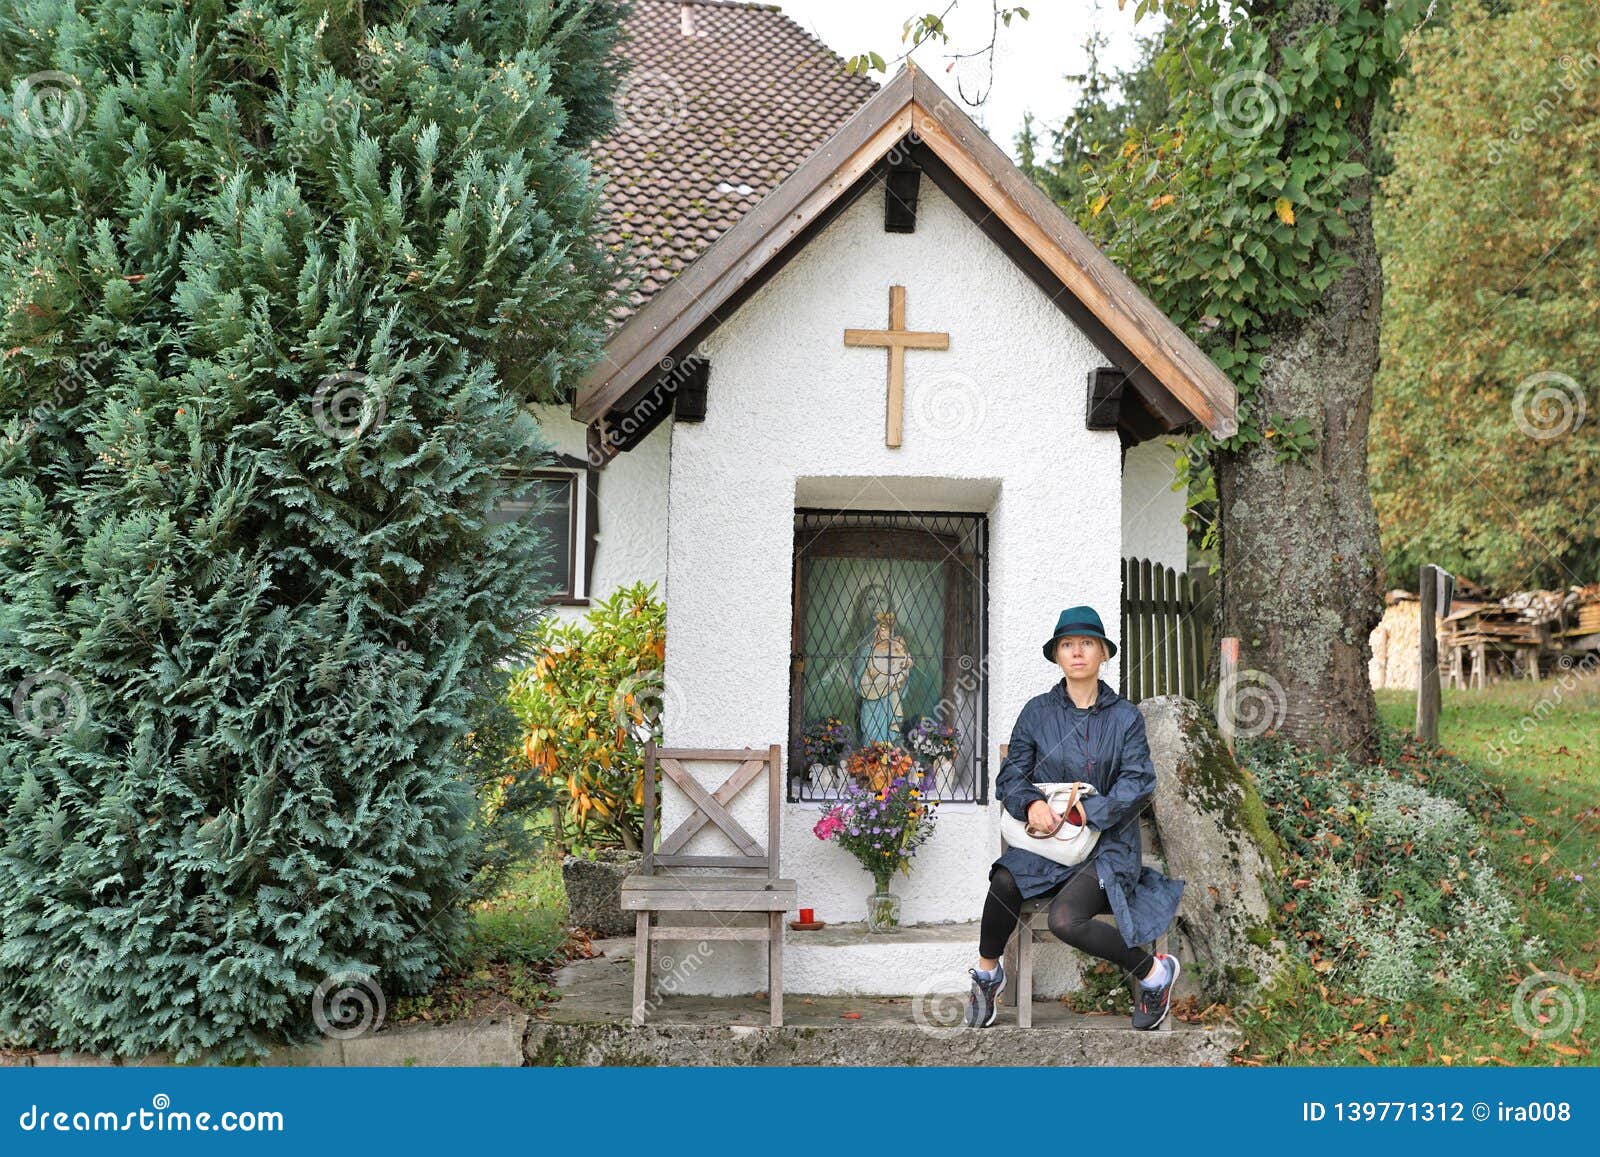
[1024,782,1090,840]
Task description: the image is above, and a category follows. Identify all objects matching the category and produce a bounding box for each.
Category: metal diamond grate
[789,508,988,803]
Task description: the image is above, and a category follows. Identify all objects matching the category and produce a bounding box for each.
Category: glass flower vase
[866,876,902,933]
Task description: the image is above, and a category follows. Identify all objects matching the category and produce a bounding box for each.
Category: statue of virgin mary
[850,588,914,745]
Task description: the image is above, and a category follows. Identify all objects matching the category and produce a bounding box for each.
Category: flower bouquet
[813,767,939,931]
[904,717,959,762]
[843,740,917,793]
[801,716,854,780]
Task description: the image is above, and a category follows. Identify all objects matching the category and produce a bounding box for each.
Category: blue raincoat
[991,676,1184,949]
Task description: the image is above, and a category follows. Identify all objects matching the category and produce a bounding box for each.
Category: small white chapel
[525,0,1237,996]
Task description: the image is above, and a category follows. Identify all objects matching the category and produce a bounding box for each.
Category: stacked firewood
[1368,578,1600,689]
[1440,601,1545,649]
[1557,582,1600,636]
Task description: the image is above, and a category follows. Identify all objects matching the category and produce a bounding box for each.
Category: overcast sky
[775,0,1159,162]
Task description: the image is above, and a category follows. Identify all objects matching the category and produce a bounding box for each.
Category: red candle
[799,908,815,924]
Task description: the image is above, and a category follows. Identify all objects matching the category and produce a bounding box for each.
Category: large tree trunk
[1214,0,1387,761]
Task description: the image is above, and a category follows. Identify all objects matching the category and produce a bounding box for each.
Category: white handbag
[999,781,1101,867]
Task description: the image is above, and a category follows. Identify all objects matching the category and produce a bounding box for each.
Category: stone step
[525,1017,1237,1067]
[534,943,1235,1066]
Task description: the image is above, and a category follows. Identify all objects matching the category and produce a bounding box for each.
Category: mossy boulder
[1139,696,1288,1003]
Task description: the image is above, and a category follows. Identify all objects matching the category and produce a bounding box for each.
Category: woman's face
[1054,634,1105,678]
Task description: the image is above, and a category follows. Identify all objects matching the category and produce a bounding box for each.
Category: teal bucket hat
[1042,605,1118,662]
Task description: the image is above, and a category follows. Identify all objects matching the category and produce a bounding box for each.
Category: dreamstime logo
[312,969,386,1039]
[1174,434,1211,476]
[911,369,986,442]
[282,723,333,771]
[1511,970,1586,1042]
[1215,668,1286,738]
[11,669,87,739]
[635,940,713,1021]
[610,668,683,743]
[908,970,969,1039]
[585,344,714,467]
[311,370,386,441]
[1486,45,1600,165]
[1511,371,1585,440]
[285,111,340,169]
[14,71,87,139]
[615,68,687,140]
[1211,70,1287,141]
[1486,651,1599,765]
[6,998,54,1049]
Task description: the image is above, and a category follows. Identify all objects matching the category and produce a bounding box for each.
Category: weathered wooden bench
[620,741,796,1027]
[996,742,1171,1029]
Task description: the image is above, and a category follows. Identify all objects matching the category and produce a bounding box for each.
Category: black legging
[979,864,1155,982]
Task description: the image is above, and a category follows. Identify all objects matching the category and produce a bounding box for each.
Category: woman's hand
[1025,799,1061,835]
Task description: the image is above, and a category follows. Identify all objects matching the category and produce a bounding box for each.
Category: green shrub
[1242,728,1529,1002]
[507,583,666,852]
[0,0,623,1061]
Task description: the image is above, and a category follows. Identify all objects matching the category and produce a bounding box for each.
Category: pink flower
[813,810,845,840]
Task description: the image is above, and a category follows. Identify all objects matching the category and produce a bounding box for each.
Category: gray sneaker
[965,962,1005,1028]
[1132,953,1180,1030]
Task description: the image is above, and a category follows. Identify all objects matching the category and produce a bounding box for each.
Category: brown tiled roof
[592,0,878,321]
[575,66,1240,440]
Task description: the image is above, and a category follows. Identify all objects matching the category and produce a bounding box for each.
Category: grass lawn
[1225,670,1600,1066]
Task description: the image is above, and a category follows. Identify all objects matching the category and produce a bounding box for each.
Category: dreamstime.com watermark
[1510,371,1587,441]
[1485,42,1600,165]
[1485,651,1599,765]
[9,669,87,739]
[1510,970,1587,1042]
[1215,667,1288,739]
[16,1094,285,1134]
[633,940,719,1023]
[13,71,87,139]
[312,969,387,1040]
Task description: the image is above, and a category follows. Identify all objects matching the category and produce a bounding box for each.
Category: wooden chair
[620,741,796,1027]
[995,743,1170,1029]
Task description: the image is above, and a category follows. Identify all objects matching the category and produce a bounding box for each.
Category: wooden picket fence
[1119,557,1215,703]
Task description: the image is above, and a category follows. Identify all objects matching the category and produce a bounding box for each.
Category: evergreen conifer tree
[0,0,623,1060]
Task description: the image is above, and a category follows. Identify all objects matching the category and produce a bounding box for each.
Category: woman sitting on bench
[965,605,1185,1030]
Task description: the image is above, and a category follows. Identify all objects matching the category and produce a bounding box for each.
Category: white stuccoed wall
[527,402,670,625]
[652,179,1130,995]
[1121,439,1189,573]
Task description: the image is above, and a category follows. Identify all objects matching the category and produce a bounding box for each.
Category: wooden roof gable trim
[903,70,1235,437]
[573,65,1237,438]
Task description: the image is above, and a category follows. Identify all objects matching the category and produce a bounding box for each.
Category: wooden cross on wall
[843,285,950,448]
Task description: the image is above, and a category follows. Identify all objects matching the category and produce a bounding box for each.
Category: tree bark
[1214,0,1387,760]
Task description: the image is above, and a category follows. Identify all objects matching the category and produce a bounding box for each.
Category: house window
[789,509,988,803]
[491,453,598,604]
